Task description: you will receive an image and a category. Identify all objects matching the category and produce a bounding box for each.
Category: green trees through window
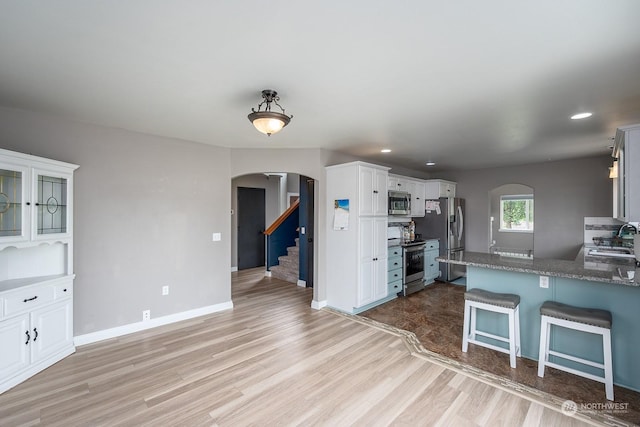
[500,195,534,231]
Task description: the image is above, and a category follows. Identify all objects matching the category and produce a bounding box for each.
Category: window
[500,195,533,232]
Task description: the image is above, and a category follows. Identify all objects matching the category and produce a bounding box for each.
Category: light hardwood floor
[0,268,598,426]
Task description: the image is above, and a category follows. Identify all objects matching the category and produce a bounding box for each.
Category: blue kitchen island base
[466,265,639,392]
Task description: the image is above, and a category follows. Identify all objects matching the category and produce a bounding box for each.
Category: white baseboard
[231,266,238,272]
[297,279,306,287]
[264,270,272,277]
[74,301,234,346]
[311,300,327,310]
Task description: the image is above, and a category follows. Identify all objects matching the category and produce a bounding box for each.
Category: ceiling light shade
[248,89,292,136]
[571,112,593,120]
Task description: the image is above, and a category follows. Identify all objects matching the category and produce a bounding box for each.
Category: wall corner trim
[311,300,327,310]
[73,301,234,346]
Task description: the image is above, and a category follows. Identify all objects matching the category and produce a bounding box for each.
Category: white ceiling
[1,1,640,171]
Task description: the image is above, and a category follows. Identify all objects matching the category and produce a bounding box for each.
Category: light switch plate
[212,232,221,241]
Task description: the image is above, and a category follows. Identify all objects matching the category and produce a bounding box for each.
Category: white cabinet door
[357,217,388,307]
[409,180,425,217]
[0,314,30,380]
[359,166,387,217]
[373,169,388,216]
[424,180,456,199]
[441,182,456,198]
[30,300,73,364]
[358,166,375,216]
[31,168,74,242]
[0,163,30,246]
[388,176,399,191]
[372,217,388,301]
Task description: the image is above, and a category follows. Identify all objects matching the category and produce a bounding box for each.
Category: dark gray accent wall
[437,156,613,260]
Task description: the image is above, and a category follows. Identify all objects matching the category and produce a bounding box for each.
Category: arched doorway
[231,172,317,292]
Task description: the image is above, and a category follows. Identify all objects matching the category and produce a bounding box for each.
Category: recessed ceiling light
[425,161,436,166]
[380,149,391,153]
[571,112,592,120]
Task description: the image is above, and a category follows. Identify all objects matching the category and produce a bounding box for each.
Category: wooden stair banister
[264,199,300,235]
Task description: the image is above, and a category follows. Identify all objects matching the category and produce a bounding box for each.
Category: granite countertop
[436,251,639,287]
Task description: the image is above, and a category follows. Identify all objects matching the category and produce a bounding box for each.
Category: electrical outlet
[142,310,151,321]
[162,285,169,296]
[539,275,549,288]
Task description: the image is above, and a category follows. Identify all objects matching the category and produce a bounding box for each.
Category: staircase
[270,238,299,284]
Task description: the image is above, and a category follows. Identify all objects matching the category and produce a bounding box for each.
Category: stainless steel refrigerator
[415,197,465,282]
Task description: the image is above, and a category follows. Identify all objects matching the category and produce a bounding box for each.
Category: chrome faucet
[617,223,638,237]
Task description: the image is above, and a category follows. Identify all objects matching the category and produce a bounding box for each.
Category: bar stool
[462,288,521,368]
[537,301,614,401]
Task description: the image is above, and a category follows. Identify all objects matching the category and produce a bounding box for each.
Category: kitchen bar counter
[436,250,638,287]
[437,251,640,392]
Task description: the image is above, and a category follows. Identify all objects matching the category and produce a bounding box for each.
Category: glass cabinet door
[0,166,28,242]
[33,171,71,238]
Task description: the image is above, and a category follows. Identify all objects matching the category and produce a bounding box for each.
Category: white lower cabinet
[0,277,74,394]
[357,217,388,307]
[0,314,30,380]
[30,300,73,364]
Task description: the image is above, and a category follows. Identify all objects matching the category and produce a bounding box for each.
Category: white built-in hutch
[0,148,78,394]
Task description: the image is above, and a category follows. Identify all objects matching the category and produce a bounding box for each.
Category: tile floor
[362,281,640,425]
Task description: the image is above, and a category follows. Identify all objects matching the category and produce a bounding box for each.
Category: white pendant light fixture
[248,89,293,136]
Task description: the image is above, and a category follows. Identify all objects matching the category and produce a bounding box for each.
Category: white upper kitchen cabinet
[359,165,388,216]
[424,179,456,199]
[388,174,411,193]
[407,179,426,217]
[613,124,640,222]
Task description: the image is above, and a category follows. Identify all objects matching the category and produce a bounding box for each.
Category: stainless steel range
[401,240,426,296]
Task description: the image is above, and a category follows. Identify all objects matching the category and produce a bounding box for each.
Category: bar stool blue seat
[462,288,521,368]
[537,300,614,401]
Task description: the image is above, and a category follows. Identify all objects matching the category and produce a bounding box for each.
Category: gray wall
[231,174,281,269]
[438,156,613,259]
[1,103,614,336]
[0,106,232,335]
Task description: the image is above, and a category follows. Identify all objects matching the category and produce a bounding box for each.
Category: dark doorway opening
[237,187,265,270]
[299,176,315,288]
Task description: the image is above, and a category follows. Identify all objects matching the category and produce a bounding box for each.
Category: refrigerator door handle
[457,205,464,244]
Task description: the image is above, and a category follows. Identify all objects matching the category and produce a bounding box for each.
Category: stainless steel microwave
[388,190,411,215]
